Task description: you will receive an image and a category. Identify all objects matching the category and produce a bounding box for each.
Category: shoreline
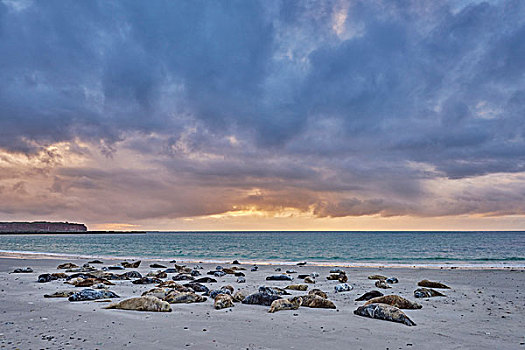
[1,250,524,270]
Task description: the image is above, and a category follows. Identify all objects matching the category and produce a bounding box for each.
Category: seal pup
[365,295,422,309]
[354,303,416,326]
[214,294,234,310]
[355,290,384,301]
[375,280,391,289]
[290,295,336,309]
[242,293,282,306]
[68,289,119,302]
[194,277,217,283]
[12,267,33,273]
[232,291,245,302]
[259,286,290,295]
[368,275,387,280]
[417,280,450,289]
[304,276,315,284]
[57,263,78,270]
[268,297,302,313]
[308,289,327,299]
[105,296,172,312]
[266,274,293,281]
[150,263,166,269]
[414,288,446,298]
[121,261,141,268]
[44,290,75,298]
[285,284,308,291]
[334,283,353,293]
[165,291,207,303]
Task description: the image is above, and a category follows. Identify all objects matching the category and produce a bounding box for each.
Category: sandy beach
[0,255,524,350]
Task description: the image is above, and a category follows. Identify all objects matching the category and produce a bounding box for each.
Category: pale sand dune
[0,256,524,349]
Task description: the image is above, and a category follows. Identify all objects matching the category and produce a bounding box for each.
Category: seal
[368,275,387,280]
[259,286,290,295]
[150,263,166,269]
[276,268,282,272]
[375,280,391,289]
[214,271,226,277]
[232,291,245,302]
[232,260,240,264]
[57,263,78,270]
[44,290,75,298]
[290,295,336,309]
[194,277,217,283]
[268,297,302,313]
[266,274,293,281]
[208,286,234,299]
[106,265,125,271]
[173,274,194,281]
[386,277,398,284]
[334,283,352,293]
[222,268,235,274]
[214,294,234,309]
[417,280,450,289]
[132,277,162,284]
[353,303,416,326]
[88,260,104,264]
[307,289,326,298]
[304,276,315,284]
[12,267,33,273]
[414,288,446,298]
[365,295,422,309]
[234,272,245,277]
[68,288,119,302]
[38,273,68,283]
[105,296,172,312]
[237,277,246,283]
[327,273,347,283]
[142,288,171,299]
[147,271,167,279]
[174,264,193,274]
[72,278,114,287]
[355,290,384,301]
[191,269,201,276]
[296,262,307,266]
[286,269,297,274]
[251,266,258,272]
[184,282,209,293]
[165,291,207,303]
[242,293,282,306]
[121,261,141,268]
[330,268,345,274]
[285,284,308,291]
[118,271,142,279]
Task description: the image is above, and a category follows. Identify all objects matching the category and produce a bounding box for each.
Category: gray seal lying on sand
[259,286,290,295]
[68,289,119,302]
[375,280,391,289]
[368,275,387,280]
[194,277,217,283]
[232,291,245,302]
[417,280,450,289]
[164,291,207,304]
[268,297,302,313]
[121,261,141,268]
[12,267,33,273]
[285,284,308,291]
[266,274,293,281]
[44,290,75,298]
[365,295,422,309]
[150,263,166,268]
[290,295,336,309]
[214,294,234,309]
[105,296,172,312]
[334,283,353,293]
[355,290,384,301]
[132,277,162,284]
[173,274,194,281]
[184,282,209,293]
[386,277,398,284]
[57,263,78,270]
[308,289,327,299]
[354,303,416,326]
[304,276,315,284]
[242,293,282,306]
[414,288,446,298]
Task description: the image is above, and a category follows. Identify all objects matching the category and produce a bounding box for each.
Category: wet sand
[0,255,524,349]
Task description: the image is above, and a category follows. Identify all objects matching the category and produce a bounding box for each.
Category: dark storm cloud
[1,0,525,222]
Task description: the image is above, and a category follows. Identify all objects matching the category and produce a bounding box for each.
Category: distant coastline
[0,231,146,235]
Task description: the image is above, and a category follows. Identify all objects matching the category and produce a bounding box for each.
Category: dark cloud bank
[0,0,525,223]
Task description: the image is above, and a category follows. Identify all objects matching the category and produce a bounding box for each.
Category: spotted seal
[375,280,391,289]
[355,290,384,301]
[417,280,450,289]
[242,293,282,306]
[68,289,119,302]
[414,288,446,298]
[268,297,302,313]
[105,296,172,312]
[285,284,308,291]
[214,294,234,309]
[365,295,422,309]
[354,303,416,326]
[334,283,353,293]
[121,261,141,268]
[164,291,207,303]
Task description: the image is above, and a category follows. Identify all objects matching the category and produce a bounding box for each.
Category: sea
[1,231,524,268]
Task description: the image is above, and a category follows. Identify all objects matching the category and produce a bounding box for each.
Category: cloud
[0,0,524,226]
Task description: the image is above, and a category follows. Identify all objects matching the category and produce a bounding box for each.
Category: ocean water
[0,231,524,267]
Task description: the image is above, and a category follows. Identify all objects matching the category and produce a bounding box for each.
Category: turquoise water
[0,231,524,267]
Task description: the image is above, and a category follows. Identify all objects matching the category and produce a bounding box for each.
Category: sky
[1,0,525,231]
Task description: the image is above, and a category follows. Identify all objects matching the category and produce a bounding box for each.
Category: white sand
[0,255,524,349]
